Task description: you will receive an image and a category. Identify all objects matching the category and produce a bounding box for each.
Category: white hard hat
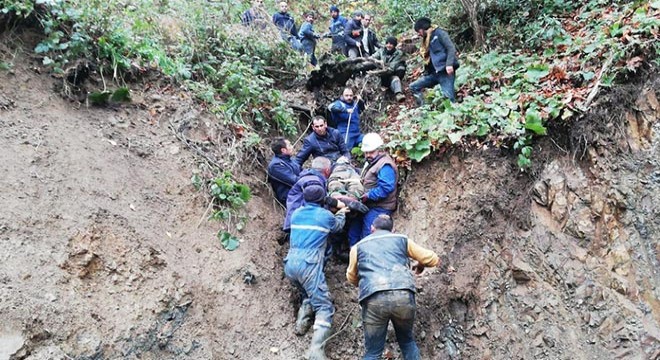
[361,133,384,152]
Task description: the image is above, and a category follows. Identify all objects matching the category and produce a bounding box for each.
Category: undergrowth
[381,0,659,169]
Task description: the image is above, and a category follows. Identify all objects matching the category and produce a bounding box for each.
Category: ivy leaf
[525,64,550,83]
[34,42,51,54]
[110,87,131,102]
[408,139,431,162]
[447,132,463,144]
[88,91,112,105]
[218,231,240,251]
[525,109,547,135]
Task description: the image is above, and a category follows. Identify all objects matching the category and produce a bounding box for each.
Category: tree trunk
[459,0,486,49]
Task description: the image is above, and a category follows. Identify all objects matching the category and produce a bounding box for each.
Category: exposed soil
[1,28,659,360]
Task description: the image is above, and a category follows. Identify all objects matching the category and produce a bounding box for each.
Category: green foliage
[3,0,301,144]
[386,0,657,169]
[1,0,34,18]
[218,231,240,251]
[209,172,251,221]
[88,87,131,105]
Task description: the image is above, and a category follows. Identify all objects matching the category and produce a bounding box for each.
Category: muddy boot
[396,92,406,102]
[307,326,331,360]
[294,302,314,336]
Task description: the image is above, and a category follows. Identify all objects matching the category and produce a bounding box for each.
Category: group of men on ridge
[242,2,460,106]
[259,4,458,359]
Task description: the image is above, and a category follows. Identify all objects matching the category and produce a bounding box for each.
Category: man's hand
[346,108,354,114]
[360,193,369,203]
[355,42,362,47]
[336,199,346,209]
[411,262,425,275]
[446,65,454,75]
[336,207,350,214]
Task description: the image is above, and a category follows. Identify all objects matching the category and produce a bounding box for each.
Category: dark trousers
[361,290,420,360]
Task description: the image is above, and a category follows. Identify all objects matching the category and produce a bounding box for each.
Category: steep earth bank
[1,28,658,360]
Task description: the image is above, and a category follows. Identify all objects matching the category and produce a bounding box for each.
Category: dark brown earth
[1,28,659,360]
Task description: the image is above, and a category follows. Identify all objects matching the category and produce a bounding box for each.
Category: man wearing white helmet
[347,133,398,246]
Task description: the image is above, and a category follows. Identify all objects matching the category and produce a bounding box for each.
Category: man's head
[271,137,293,156]
[311,116,328,136]
[310,156,332,178]
[342,87,354,103]
[305,12,315,23]
[414,17,432,37]
[303,184,326,204]
[371,214,394,233]
[253,0,264,9]
[361,14,372,28]
[385,36,397,51]
[278,2,288,13]
[352,11,363,22]
[361,133,384,162]
[330,5,339,18]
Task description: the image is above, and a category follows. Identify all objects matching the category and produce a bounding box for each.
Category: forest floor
[1,28,659,360]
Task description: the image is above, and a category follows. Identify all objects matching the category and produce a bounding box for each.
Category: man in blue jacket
[409,17,459,105]
[344,11,364,58]
[295,116,351,166]
[283,157,332,232]
[267,137,301,206]
[299,12,321,66]
[328,87,365,151]
[241,0,267,27]
[272,2,301,50]
[328,5,348,54]
[347,133,398,246]
[285,185,348,360]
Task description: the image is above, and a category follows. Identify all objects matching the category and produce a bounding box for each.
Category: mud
[1,27,659,360]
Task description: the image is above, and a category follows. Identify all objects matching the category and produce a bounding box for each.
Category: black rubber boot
[294,302,314,336]
[307,326,331,360]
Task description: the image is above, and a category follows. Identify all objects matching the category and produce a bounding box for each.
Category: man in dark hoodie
[295,116,351,166]
[272,2,301,50]
[328,5,348,54]
[267,137,301,206]
[344,11,364,58]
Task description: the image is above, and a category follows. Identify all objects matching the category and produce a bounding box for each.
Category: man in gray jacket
[409,17,459,105]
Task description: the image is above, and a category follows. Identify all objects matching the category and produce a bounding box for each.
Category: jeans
[361,290,420,360]
[347,207,392,246]
[301,39,317,66]
[409,70,456,105]
[284,257,334,329]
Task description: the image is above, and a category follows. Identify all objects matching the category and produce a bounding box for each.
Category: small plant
[209,172,251,221]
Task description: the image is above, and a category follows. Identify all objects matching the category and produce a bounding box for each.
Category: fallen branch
[322,304,358,346]
[583,53,615,110]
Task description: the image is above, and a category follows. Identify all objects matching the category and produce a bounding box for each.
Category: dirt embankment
[1,27,659,360]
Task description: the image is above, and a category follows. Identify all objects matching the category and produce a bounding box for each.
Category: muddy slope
[390,77,660,359]
[2,28,659,360]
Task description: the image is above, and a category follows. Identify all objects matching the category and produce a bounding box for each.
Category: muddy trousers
[284,257,334,329]
[409,70,456,105]
[348,207,392,246]
[381,75,403,94]
[337,126,363,151]
[361,290,420,360]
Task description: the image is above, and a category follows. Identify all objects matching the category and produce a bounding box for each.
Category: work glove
[346,199,369,214]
